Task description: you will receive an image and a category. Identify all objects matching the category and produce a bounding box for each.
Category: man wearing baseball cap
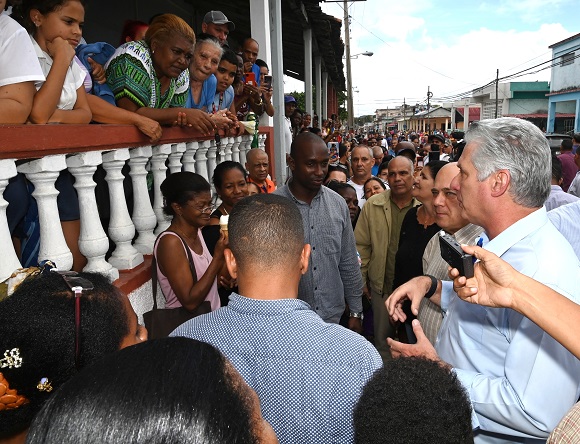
[202,10,235,46]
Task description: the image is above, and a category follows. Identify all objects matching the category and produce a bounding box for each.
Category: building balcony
[0,124,273,318]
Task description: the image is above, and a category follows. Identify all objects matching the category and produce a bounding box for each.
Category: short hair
[552,154,563,182]
[0,271,130,438]
[327,180,356,195]
[424,159,449,179]
[573,133,580,144]
[324,165,348,183]
[465,117,551,208]
[221,48,239,66]
[255,58,269,69]
[145,13,195,47]
[354,357,474,444]
[26,338,260,444]
[561,139,573,152]
[338,143,348,157]
[352,145,373,158]
[363,176,386,192]
[290,131,326,158]
[228,194,304,271]
[388,155,414,175]
[377,161,390,176]
[119,19,148,45]
[161,172,211,216]
[196,32,224,57]
[212,161,247,191]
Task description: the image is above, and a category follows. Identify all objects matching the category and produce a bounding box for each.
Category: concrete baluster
[168,142,186,174]
[129,146,157,254]
[151,144,172,235]
[102,149,143,270]
[223,136,234,162]
[67,151,119,280]
[206,138,218,180]
[182,141,198,173]
[0,160,22,281]
[195,140,210,183]
[17,155,73,270]
[231,136,242,163]
[239,134,251,166]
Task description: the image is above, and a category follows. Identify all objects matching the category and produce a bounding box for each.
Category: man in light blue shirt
[548,200,580,259]
[386,117,580,444]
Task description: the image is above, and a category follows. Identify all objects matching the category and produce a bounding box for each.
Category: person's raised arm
[156,233,226,311]
[452,245,580,360]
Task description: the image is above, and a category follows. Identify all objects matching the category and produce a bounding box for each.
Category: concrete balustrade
[0,125,273,295]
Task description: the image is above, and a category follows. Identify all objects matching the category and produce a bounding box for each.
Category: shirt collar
[227,293,312,315]
[285,181,323,205]
[30,36,52,66]
[481,207,548,257]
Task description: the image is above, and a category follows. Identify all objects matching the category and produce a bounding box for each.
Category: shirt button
[313,267,317,270]
[311,226,314,229]
[313,247,316,250]
[314,287,317,290]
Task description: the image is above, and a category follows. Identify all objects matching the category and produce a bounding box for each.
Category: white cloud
[284,1,575,118]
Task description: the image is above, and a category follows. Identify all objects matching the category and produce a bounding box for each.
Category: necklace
[416,205,435,229]
[220,206,229,215]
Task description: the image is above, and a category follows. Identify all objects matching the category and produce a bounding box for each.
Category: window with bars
[562,52,575,66]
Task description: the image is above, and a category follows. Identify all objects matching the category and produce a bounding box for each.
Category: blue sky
[285,0,580,116]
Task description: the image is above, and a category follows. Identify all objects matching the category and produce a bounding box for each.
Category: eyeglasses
[52,270,94,370]
[185,203,215,214]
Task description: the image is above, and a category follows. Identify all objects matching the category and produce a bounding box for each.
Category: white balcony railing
[0,125,269,284]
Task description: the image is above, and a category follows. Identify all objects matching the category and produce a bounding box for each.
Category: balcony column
[206,138,218,178]
[151,144,172,235]
[66,151,118,280]
[223,136,233,162]
[17,155,73,270]
[231,136,242,163]
[168,142,186,174]
[0,160,21,281]
[195,140,210,182]
[182,141,198,173]
[258,133,267,150]
[239,135,251,166]
[128,147,157,254]
[102,149,143,270]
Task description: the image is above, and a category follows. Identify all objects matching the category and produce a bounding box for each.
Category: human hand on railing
[182,109,215,135]
[134,114,162,143]
[210,110,234,129]
[87,57,106,84]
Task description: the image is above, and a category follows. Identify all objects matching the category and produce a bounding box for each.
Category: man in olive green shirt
[354,156,417,359]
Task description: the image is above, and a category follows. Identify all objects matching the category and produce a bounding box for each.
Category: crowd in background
[2,1,580,443]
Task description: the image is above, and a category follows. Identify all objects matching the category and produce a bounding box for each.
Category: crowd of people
[2,1,580,443]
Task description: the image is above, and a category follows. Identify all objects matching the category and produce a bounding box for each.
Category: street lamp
[345,49,373,129]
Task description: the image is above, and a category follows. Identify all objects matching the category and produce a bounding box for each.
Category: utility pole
[495,69,499,119]
[403,97,406,132]
[344,0,354,130]
[427,86,432,133]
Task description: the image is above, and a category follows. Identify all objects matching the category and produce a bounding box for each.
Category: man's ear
[299,244,311,275]
[224,249,237,279]
[490,169,510,197]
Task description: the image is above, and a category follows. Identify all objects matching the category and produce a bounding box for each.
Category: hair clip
[37,377,53,393]
[0,349,23,369]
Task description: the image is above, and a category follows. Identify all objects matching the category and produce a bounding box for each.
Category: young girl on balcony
[12,0,91,271]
